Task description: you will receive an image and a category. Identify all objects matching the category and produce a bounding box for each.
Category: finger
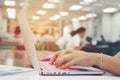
[49,50,66,64]
[49,51,60,64]
[54,50,71,65]
[55,54,72,68]
[59,60,76,69]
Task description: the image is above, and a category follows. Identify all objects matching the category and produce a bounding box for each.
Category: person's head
[76,27,86,38]
[14,26,21,35]
[70,31,76,37]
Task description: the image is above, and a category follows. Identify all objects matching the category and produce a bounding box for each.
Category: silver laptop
[18,0,104,76]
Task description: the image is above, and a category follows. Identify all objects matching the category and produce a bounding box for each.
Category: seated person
[49,50,120,76]
[42,30,54,40]
[56,31,76,49]
[14,26,21,38]
[66,27,89,50]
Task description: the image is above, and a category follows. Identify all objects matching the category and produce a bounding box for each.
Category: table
[0,71,119,80]
[0,41,25,50]
[0,50,119,80]
[0,66,119,80]
[0,50,54,68]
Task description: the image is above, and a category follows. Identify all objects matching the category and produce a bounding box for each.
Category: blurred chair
[86,37,93,43]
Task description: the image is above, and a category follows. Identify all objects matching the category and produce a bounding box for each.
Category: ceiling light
[71,18,79,22]
[78,16,87,20]
[82,7,91,11]
[53,15,60,19]
[103,8,118,13]
[8,14,16,19]
[4,0,16,6]
[6,8,16,12]
[49,17,57,21]
[83,0,96,3]
[32,16,40,20]
[60,11,69,16]
[37,10,47,15]
[7,12,16,19]
[80,1,90,5]
[7,11,16,16]
[50,14,60,21]
[42,3,55,9]
[86,13,97,18]
[48,0,59,3]
[69,5,82,11]
[6,8,16,19]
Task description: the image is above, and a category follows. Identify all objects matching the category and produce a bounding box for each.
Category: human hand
[49,50,72,65]
[49,50,96,69]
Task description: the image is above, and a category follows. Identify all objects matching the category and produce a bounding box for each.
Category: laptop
[18,0,104,76]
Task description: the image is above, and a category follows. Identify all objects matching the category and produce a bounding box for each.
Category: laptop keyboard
[40,61,77,72]
[39,61,104,75]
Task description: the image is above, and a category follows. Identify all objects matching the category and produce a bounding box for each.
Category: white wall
[0,8,8,33]
[72,20,81,30]
[0,8,3,32]
[80,20,93,37]
[101,13,120,42]
[88,19,94,37]
[101,14,112,41]
[2,18,7,33]
[94,17,102,38]
[80,17,102,38]
[112,12,120,42]
[78,12,120,42]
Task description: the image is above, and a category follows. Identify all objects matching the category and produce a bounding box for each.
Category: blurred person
[13,26,23,42]
[66,27,89,50]
[14,26,36,43]
[56,31,76,49]
[14,26,21,39]
[0,32,14,41]
[42,30,54,40]
[50,50,120,76]
[33,31,41,41]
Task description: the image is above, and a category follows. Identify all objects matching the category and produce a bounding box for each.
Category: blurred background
[0,0,120,55]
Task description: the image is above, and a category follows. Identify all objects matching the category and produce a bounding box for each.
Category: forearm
[93,53,120,75]
[114,52,120,59]
[74,47,82,50]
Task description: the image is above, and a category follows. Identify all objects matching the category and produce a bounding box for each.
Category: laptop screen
[18,0,41,73]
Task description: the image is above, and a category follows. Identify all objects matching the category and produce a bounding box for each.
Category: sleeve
[73,36,81,47]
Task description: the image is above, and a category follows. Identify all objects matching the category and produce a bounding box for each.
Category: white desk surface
[0,65,120,80]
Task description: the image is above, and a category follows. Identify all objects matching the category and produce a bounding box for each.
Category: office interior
[0,0,120,67]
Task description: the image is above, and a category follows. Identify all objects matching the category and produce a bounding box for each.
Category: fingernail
[59,66,64,69]
[56,65,60,68]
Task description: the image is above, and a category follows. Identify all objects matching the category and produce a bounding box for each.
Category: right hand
[49,50,96,69]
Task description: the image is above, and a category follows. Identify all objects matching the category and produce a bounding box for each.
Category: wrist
[90,53,101,66]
